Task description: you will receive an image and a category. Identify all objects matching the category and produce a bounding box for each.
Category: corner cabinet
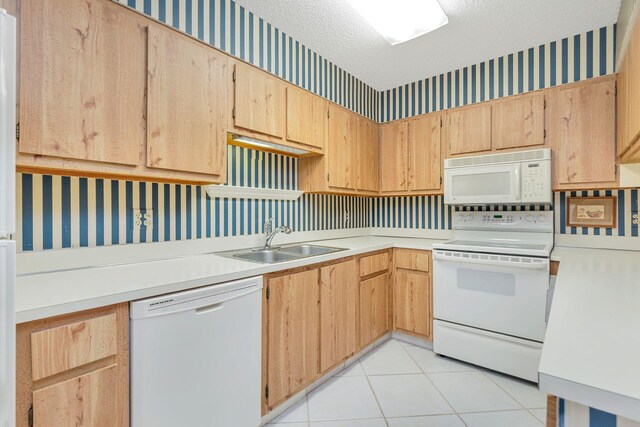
[380,113,442,195]
[298,105,379,195]
[17,0,229,184]
[16,304,129,427]
[618,14,640,163]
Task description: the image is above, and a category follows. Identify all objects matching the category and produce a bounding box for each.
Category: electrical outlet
[344,210,350,226]
[132,209,153,231]
[633,212,639,226]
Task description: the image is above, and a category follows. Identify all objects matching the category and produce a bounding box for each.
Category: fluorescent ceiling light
[231,135,310,156]
[345,0,448,45]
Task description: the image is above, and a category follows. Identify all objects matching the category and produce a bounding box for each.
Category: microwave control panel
[521,160,552,203]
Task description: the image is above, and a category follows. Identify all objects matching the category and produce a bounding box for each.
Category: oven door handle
[433,251,549,271]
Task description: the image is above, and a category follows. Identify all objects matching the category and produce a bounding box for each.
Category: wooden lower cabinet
[319,259,358,372]
[393,249,433,340]
[264,268,320,411]
[359,272,390,347]
[16,303,129,427]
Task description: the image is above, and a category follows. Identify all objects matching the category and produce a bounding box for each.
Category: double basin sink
[219,244,346,264]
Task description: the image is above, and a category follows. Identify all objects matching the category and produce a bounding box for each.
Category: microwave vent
[445,148,551,168]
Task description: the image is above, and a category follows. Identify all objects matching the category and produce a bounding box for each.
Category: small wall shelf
[203,185,304,201]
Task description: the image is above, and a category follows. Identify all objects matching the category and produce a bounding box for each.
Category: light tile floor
[267,339,547,427]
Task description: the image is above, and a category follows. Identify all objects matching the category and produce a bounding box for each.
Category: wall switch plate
[632,212,639,225]
[132,209,153,231]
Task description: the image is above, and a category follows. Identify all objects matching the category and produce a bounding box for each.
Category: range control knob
[526,215,534,222]
[538,215,546,222]
[466,214,473,221]
[457,214,464,222]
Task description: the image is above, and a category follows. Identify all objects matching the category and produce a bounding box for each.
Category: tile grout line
[397,342,471,427]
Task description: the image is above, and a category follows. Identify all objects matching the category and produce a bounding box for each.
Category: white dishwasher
[130,276,263,427]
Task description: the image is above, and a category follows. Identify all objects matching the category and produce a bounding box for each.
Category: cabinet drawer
[31,313,117,381]
[394,249,430,272]
[33,365,118,426]
[359,252,390,277]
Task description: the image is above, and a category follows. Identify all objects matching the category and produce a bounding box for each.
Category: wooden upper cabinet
[234,62,286,138]
[618,18,640,162]
[408,114,442,191]
[556,78,616,184]
[328,104,357,190]
[266,269,320,408]
[492,92,545,150]
[447,103,492,155]
[380,121,408,192]
[356,117,380,193]
[320,259,357,372]
[146,25,228,179]
[19,0,146,165]
[286,86,327,150]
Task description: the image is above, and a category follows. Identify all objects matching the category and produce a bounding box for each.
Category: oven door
[444,163,521,205]
[433,249,549,342]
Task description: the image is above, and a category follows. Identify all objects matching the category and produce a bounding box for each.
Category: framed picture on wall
[566,196,617,228]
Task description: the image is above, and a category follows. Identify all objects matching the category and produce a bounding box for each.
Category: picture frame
[566,196,617,228]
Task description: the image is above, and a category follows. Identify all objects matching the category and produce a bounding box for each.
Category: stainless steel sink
[219,244,346,264]
[232,250,299,264]
[280,244,341,256]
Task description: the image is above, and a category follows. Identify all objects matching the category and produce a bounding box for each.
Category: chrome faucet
[262,217,292,250]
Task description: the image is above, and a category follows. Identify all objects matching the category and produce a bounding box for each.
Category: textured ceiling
[233,0,621,91]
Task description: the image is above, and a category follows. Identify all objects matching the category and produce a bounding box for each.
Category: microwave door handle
[514,164,522,202]
[433,251,548,270]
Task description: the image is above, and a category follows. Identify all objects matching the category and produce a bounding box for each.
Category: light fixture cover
[231,135,310,156]
[346,0,448,45]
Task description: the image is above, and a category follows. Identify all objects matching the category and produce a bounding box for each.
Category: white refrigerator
[0,8,16,427]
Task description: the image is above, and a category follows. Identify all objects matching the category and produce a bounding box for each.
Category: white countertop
[540,246,640,422]
[16,235,443,323]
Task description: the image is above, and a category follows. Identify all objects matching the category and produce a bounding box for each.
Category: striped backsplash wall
[558,399,640,427]
[555,189,639,237]
[369,196,452,230]
[114,0,378,120]
[379,25,616,122]
[15,146,370,252]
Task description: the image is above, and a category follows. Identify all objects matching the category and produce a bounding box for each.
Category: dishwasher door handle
[196,302,224,315]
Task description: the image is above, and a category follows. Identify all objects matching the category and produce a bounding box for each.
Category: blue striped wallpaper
[558,398,640,427]
[379,25,617,122]
[16,146,374,252]
[369,196,452,230]
[555,189,639,238]
[115,0,378,120]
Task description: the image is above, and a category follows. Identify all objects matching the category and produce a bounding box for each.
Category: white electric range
[432,210,554,383]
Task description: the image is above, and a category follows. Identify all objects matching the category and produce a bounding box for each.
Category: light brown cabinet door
[492,92,545,150]
[557,79,616,184]
[20,0,145,165]
[447,104,492,155]
[234,62,286,138]
[380,121,408,192]
[357,117,380,193]
[328,105,357,190]
[360,273,389,347]
[320,259,358,372]
[286,86,327,150]
[394,269,431,338]
[266,270,319,408]
[408,114,441,191]
[146,25,228,178]
[619,20,640,159]
[32,366,118,427]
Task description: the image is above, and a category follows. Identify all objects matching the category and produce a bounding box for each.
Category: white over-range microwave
[444,148,552,205]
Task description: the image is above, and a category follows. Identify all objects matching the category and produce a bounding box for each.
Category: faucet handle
[264,217,274,234]
[283,225,292,234]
